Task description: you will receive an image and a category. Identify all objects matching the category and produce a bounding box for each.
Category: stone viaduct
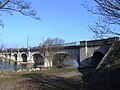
[0,37,119,68]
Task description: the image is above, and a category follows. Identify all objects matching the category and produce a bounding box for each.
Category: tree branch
[0,0,9,9]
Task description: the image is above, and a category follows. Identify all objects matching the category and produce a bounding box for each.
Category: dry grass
[0,68,86,90]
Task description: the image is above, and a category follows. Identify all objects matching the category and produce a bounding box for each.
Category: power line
[27,19,96,47]
[28,19,96,39]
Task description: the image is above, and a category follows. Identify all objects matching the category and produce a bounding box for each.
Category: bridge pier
[44,58,52,67]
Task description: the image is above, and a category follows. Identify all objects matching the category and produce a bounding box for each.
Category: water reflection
[0,59,79,71]
[0,59,34,71]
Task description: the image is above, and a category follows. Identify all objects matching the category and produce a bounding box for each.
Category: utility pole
[27,35,29,49]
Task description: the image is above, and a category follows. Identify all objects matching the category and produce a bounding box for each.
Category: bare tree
[83,0,120,38]
[42,37,64,47]
[53,54,74,68]
[39,37,65,67]
[0,0,40,27]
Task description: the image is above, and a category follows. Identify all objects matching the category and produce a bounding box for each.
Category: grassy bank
[0,68,85,90]
[0,68,77,78]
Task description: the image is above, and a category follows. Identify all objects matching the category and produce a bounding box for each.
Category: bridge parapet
[80,37,119,47]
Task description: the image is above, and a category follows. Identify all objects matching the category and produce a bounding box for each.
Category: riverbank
[0,68,86,90]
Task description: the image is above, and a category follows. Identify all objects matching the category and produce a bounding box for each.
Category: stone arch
[32,53,44,66]
[14,53,17,61]
[53,52,78,68]
[21,53,27,62]
[92,51,104,68]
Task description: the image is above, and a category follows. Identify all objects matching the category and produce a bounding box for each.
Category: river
[0,59,34,71]
[0,59,79,71]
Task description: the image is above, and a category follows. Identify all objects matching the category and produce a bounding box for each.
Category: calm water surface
[0,59,79,71]
[0,59,34,71]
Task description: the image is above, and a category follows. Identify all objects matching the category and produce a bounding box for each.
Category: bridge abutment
[79,37,119,68]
